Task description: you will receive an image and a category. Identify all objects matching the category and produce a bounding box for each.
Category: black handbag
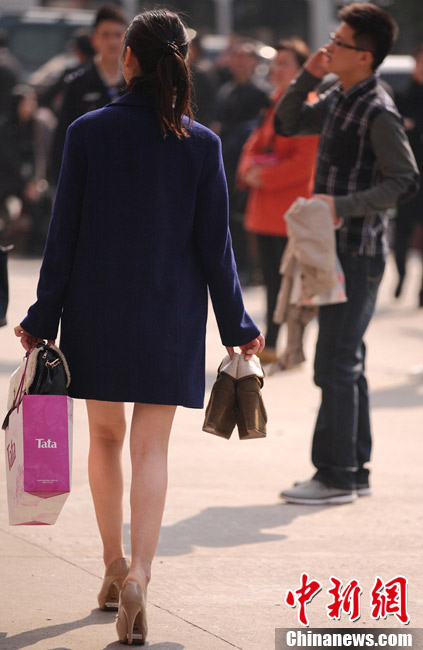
[2,343,71,430]
[27,343,69,397]
[0,245,13,327]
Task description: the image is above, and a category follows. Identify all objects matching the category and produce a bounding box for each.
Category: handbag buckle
[45,359,61,369]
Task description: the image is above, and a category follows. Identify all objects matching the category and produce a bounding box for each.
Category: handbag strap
[2,350,32,431]
[12,350,32,409]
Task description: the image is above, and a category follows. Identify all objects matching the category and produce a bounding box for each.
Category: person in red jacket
[238,39,319,363]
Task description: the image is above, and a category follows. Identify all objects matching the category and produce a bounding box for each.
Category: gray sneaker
[280,479,357,505]
[356,483,372,497]
[294,478,372,497]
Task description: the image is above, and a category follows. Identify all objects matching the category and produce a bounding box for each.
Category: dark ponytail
[124,10,193,139]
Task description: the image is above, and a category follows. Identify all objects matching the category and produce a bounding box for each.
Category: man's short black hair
[338,2,398,71]
[93,4,127,30]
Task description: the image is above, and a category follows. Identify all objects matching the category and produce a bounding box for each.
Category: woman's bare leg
[86,400,126,568]
[126,403,176,591]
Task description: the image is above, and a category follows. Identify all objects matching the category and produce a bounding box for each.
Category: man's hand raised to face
[304,48,331,79]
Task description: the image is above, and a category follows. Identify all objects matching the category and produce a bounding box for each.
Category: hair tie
[162,40,178,55]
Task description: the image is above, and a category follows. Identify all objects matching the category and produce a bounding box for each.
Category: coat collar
[107,90,155,109]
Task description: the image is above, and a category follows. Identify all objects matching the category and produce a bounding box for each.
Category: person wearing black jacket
[0,28,22,119]
[393,45,423,304]
[38,31,95,115]
[189,36,218,127]
[51,5,127,182]
[0,85,52,255]
[212,42,270,283]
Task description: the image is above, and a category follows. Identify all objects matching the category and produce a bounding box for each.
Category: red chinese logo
[285,574,410,627]
[285,572,322,626]
[327,576,362,622]
[370,576,410,625]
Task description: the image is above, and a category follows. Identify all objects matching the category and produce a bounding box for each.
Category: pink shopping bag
[5,394,72,525]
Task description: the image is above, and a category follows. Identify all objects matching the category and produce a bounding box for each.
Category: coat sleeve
[20,121,87,340]
[238,128,319,193]
[274,68,327,137]
[257,135,319,192]
[194,135,260,347]
[334,110,420,217]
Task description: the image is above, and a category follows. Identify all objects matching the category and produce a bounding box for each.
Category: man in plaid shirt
[275,3,419,505]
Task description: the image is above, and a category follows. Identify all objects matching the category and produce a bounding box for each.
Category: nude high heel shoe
[116,580,148,645]
[98,557,129,611]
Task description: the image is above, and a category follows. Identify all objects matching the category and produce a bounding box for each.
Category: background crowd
[0,3,422,336]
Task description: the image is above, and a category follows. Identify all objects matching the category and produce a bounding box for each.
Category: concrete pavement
[0,253,422,649]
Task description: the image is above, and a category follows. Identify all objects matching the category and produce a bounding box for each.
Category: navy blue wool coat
[21,91,260,407]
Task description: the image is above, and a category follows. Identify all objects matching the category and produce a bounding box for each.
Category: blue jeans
[312,251,385,490]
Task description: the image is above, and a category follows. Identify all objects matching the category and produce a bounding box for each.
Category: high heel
[98,557,129,611]
[116,580,148,645]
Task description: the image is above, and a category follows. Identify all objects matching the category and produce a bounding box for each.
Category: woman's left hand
[226,333,265,361]
[14,326,54,352]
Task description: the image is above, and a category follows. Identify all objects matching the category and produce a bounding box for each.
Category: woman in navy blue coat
[15,9,263,646]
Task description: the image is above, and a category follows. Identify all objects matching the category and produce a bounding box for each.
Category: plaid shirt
[314,75,398,257]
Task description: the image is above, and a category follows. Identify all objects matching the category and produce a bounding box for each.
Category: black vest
[314,75,399,197]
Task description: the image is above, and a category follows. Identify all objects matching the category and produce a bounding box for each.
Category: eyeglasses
[329,33,369,52]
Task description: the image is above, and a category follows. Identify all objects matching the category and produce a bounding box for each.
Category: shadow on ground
[124,502,329,557]
[0,609,112,650]
[1,623,186,650]
[104,642,185,649]
[371,379,422,409]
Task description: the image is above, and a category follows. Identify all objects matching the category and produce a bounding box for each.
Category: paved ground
[0,252,422,650]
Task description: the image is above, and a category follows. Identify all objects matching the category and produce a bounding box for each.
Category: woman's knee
[86,400,126,443]
[130,404,176,455]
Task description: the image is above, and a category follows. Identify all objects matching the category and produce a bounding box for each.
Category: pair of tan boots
[202,353,267,440]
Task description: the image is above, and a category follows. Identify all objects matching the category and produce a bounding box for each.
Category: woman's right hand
[14,326,54,352]
[226,333,265,361]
